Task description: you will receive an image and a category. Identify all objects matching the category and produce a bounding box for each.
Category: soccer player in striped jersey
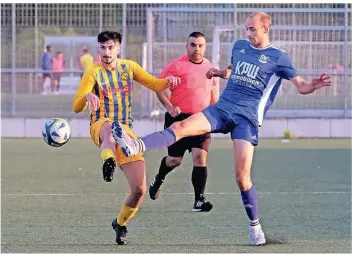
[72,31,180,245]
[149,32,219,212]
[112,12,332,246]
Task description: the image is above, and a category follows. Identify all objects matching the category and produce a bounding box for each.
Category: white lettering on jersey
[235,61,260,79]
[232,61,261,86]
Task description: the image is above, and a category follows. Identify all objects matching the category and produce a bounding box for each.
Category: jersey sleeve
[230,41,237,65]
[72,69,96,113]
[275,53,298,80]
[131,61,168,92]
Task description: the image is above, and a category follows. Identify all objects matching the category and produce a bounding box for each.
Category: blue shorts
[202,104,259,146]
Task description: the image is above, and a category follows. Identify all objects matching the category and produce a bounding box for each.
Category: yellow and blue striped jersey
[72,59,169,125]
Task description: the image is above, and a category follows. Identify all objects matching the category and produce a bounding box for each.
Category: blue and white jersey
[217,40,298,126]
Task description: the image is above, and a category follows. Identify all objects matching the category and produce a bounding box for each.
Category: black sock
[192,166,207,201]
[157,157,175,180]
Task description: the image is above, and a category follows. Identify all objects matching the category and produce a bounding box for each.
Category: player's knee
[100,122,113,142]
[170,120,189,137]
[235,171,252,191]
[193,154,206,167]
[131,184,147,199]
[167,157,182,167]
[170,121,182,133]
[235,160,250,187]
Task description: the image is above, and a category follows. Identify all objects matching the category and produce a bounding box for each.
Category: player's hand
[312,73,332,89]
[206,68,219,79]
[166,76,181,87]
[86,93,100,112]
[167,106,182,117]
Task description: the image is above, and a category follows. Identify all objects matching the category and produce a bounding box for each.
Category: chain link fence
[1,3,351,118]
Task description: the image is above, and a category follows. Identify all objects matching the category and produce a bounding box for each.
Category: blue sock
[141,128,176,151]
[240,185,260,226]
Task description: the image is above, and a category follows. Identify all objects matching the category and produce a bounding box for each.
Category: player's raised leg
[231,118,265,246]
[112,161,146,245]
[98,121,117,182]
[112,111,212,157]
[88,119,117,182]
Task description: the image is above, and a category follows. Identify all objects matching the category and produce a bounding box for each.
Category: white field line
[2,191,350,196]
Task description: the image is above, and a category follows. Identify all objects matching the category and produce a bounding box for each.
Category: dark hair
[188,32,205,39]
[97,31,122,44]
[46,45,51,50]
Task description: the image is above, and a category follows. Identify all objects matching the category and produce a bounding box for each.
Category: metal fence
[1,3,351,119]
[146,5,352,118]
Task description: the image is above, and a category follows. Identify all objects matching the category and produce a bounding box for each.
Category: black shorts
[43,73,52,79]
[52,73,62,82]
[164,112,211,157]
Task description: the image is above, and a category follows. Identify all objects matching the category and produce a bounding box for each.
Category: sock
[141,128,176,151]
[192,166,208,201]
[117,204,139,226]
[158,157,176,179]
[240,185,260,226]
[100,148,116,162]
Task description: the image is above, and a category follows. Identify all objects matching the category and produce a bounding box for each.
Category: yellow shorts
[90,118,144,167]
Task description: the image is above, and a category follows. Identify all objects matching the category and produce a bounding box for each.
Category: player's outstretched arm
[156,91,181,117]
[210,80,220,104]
[206,64,232,80]
[290,73,332,95]
[155,59,181,117]
[72,71,96,113]
[132,61,180,92]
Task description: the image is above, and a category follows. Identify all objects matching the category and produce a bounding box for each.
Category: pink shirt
[52,55,64,72]
[159,55,217,114]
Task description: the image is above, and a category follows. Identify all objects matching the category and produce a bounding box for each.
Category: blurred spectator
[41,45,52,95]
[95,54,101,63]
[52,51,65,95]
[328,63,344,96]
[79,47,94,78]
[77,44,88,72]
[78,45,88,64]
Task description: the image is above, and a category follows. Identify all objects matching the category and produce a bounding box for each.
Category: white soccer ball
[42,118,71,147]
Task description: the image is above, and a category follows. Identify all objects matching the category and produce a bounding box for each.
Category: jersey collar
[188,58,203,65]
[248,41,272,51]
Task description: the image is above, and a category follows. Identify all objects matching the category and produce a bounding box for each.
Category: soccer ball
[42,118,71,147]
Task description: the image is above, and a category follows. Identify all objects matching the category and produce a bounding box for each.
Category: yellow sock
[117,204,139,226]
[100,148,116,162]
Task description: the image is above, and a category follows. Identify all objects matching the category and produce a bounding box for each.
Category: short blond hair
[247,12,272,27]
